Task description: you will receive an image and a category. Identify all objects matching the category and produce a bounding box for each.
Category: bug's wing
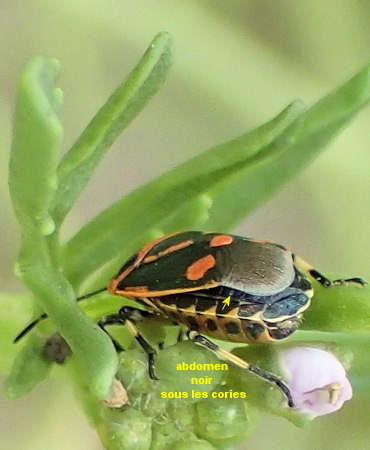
[111,232,222,296]
[111,232,296,298]
[219,239,296,296]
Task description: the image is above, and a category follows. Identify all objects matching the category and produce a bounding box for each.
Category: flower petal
[279,347,352,417]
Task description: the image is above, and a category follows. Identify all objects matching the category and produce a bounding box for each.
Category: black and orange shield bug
[16,231,366,407]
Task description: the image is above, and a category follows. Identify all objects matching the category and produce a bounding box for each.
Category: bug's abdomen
[151,280,312,343]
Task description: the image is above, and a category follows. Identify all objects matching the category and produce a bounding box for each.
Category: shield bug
[15,231,366,407]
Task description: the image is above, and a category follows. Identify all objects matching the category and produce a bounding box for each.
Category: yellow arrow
[222,296,231,310]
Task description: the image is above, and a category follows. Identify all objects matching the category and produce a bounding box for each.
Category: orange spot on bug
[121,286,149,293]
[210,235,234,247]
[143,239,193,263]
[186,254,216,281]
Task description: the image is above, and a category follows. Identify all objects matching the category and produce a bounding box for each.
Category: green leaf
[101,407,152,450]
[289,330,370,347]
[63,101,304,287]
[52,31,174,225]
[302,280,370,333]
[4,335,52,399]
[195,392,256,446]
[6,265,119,400]
[202,63,370,229]
[0,293,33,373]
[7,57,118,401]
[349,344,370,396]
[8,56,62,235]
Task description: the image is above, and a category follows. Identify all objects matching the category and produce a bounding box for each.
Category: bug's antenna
[13,287,108,343]
[13,313,48,343]
[75,287,108,301]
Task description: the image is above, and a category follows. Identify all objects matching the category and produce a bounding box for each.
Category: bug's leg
[294,256,367,287]
[98,313,126,352]
[188,331,294,408]
[98,307,159,379]
[118,306,159,380]
[14,313,48,343]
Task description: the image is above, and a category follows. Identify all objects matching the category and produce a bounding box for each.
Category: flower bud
[279,347,352,418]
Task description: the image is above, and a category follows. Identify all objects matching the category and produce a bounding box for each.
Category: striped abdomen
[150,278,312,343]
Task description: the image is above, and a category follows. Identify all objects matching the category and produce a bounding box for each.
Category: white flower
[279,347,352,418]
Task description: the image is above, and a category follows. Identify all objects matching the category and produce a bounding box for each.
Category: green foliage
[102,407,152,450]
[52,31,173,226]
[7,56,118,402]
[4,32,370,449]
[4,335,53,399]
[303,279,370,332]
[194,392,256,446]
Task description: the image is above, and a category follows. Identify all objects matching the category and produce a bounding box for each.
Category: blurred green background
[1,1,370,449]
